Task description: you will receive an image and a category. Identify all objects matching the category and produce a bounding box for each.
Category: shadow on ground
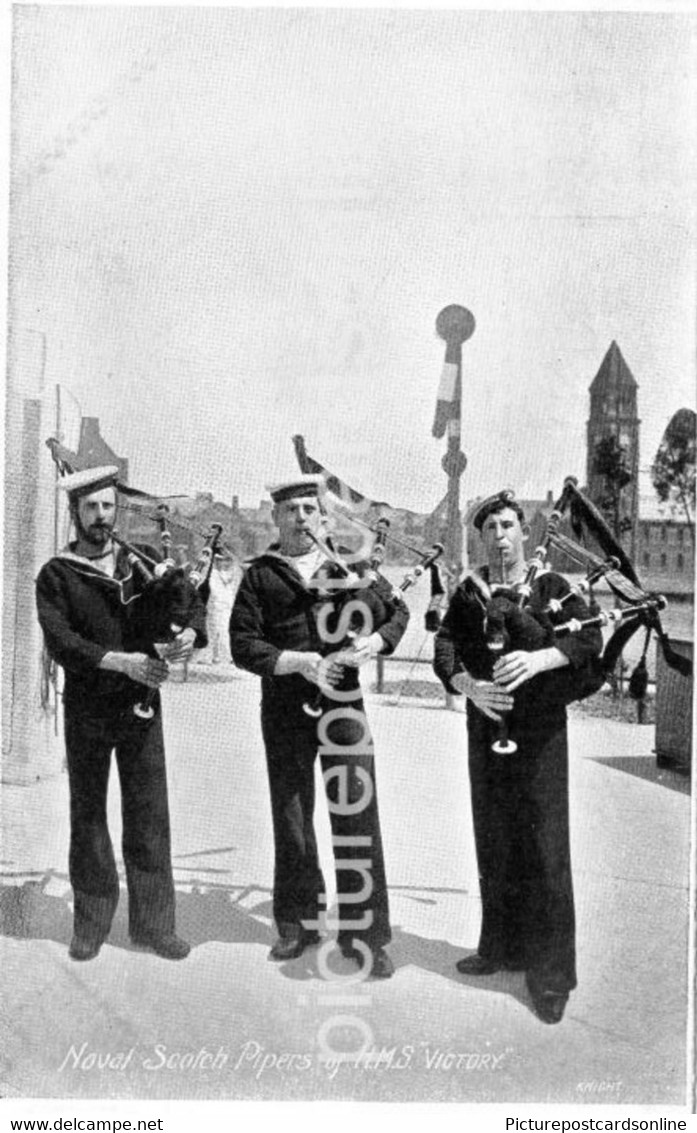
[274,928,536,1017]
[0,874,536,1012]
[0,874,273,952]
[591,755,690,794]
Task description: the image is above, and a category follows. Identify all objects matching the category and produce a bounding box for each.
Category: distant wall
[2,330,67,783]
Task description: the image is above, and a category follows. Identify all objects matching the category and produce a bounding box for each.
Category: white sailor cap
[58,465,120,499]
[266,474,325,504]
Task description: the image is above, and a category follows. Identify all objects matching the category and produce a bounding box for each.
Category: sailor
[229,476,409,978]
[35,466,207,961]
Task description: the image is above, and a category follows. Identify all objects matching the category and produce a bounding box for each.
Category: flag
[432,340,461,439]
[45,437,82,477]
[45,437,189,501]
[292,435,390,513]
[292,434,450,524]
[292,435,456,573]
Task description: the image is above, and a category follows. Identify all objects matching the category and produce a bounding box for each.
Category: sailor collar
[256,544,329,592]
[58,548,117,575]
[256,543,368,595]
[55,545,142,604]
[463,563,548,607]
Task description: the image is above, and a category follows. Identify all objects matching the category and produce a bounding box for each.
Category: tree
[592,434,633,542]
[652,408,696,545]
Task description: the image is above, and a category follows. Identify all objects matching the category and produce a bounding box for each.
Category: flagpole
[435,305,475,584]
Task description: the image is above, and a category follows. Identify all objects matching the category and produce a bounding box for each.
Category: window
[678,527,684,544]
[660,553,667,569]
[677,554,684,572]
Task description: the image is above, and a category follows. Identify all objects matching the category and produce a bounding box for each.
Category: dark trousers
[64,709,176,944]
[467,705,577,995]
[261,692,391,951]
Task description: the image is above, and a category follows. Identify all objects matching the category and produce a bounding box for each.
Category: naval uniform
[434,568,602,996]
[36,545,207,946]
[229,546,408,951]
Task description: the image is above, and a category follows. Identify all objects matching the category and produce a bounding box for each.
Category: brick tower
[586,341,640,561]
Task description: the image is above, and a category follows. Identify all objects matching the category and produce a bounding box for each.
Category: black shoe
[268,926,319,962]
[131,933,191,960]
[530,990,568,1025]
[369,948,394,980]
[69,936,102,962]
[455,953,501,976]
[340,944,395,980]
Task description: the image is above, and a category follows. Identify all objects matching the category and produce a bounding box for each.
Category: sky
[7,5,697,513]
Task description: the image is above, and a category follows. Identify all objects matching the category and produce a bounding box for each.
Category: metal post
[376,654,385,694]
[435,305,475,582]
[435,306,475,707]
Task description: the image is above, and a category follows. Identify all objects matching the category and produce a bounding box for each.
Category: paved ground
[0,669,692,1107]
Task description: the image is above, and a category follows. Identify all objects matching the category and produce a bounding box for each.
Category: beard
[75,516,113,547]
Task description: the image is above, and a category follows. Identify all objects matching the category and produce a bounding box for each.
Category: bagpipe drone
[300,517,445,717]
[473,477,691,754]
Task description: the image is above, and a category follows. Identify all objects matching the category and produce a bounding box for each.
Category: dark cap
[472,489,525,531]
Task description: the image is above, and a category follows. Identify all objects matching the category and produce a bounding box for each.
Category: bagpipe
[46,437,225,719]
[112,519,229,719]
[188,522,225,600]
[468,562,560,754]
[106,528,193,720]
[315,505,449,622]
[474,477,691,754]
[301,520,444,717]
[534,477,688,676]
